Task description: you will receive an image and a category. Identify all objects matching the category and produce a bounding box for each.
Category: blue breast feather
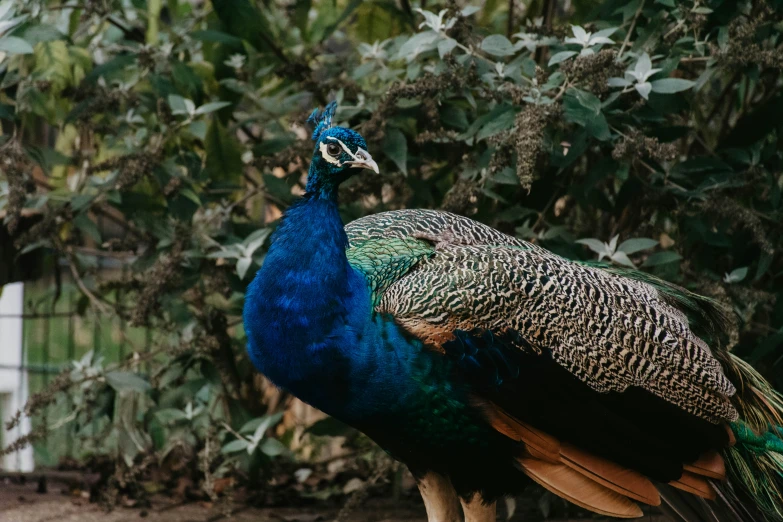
[244,198,445,422]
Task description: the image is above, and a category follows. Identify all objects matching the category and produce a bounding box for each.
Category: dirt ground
[0,479,670,522]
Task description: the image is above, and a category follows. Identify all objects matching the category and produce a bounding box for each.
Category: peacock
[243,102,783,521]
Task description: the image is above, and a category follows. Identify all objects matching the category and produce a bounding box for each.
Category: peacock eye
[326,143,341,157]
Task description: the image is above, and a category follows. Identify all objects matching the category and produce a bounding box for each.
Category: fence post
[0,282,34,471]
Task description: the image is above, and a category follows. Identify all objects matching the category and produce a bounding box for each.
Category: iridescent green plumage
[346,237,434,306]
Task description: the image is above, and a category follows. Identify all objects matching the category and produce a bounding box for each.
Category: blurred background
[0,0,781,520]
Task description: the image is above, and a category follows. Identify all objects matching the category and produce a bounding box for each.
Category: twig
[662,19,685,40]
[62,245,110,315]
[203,187,265,228]
[532,192,560,231]
[507,0,514,38]
[552,77,572,102]
[399,0,414,20]
[221,422,251,443]
[535,0,556,64]
[617,0,645,59]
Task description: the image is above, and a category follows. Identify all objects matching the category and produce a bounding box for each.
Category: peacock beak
[347,148,379,174]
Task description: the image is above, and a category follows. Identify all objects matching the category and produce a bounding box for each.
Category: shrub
[1,0,782,504]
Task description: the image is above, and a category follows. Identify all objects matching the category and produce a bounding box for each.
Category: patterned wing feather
[344,209,738,424]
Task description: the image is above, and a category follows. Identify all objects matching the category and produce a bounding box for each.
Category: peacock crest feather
[307,100,338,141]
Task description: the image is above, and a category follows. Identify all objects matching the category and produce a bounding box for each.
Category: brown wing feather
[518,458,644,518]
[559,443,661,506]
[683,451,726,480]
[479,401,560,462]
[481,401,661,509]
[669,471,717,500]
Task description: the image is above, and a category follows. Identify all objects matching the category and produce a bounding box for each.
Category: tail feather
[713,353,783,522]
[659,483,755,522]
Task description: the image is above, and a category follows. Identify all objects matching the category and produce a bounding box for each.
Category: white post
[0,282,34,472]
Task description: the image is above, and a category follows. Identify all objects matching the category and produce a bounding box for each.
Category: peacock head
[305,102,378,197]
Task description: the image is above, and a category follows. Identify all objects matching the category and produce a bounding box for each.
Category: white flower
[414,8,456,33]
[626,53,661,99]
[513,32,540,52]
[565,25,616,56]
[358,39,390,62]
[607,53,662,99]
[224,53,246,70]
[125,109,144,124]
[160,42,174,57]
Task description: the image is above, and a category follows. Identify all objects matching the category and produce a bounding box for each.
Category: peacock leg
[416,471,462,522]
[460,492,497,522]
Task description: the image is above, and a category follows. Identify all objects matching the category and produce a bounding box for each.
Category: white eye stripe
[318,142,343,166]
[325,136,365,162]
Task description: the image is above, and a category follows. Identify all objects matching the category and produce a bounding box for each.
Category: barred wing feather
[345,209,737,425]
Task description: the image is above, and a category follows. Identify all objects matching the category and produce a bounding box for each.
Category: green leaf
[105,372,151,393]
[0,36,33,55]
[240,412,284,435]
[491,167,519,185]
[440,105,468,130]
[572,89,601,113]
[642,251,682,267]
[724,267,748,284]
[477,108,517,141]
[155,408,188,424]
[194,101,232,116]
[650,78,695,94]
[211,0,274,54]
[576,238,608,255]
[480,35,516,56]
[236,257,252,280]
[382,128,408,175]
[438,38,458,58]
[259,438,287,457]
[321,0,362,41]
[222,439,249,454]
[191,30,243,46]
[548,51,577,66]
[83,54,135,84]
[459,103,513,140]
[397,31,439,61]
[610,251,636,268]
[563,93,611,141]
[33,40,71,91]
[73,213,101,243]
[205,119,243,182]
[617,238,658,255]
[168,94,188,114]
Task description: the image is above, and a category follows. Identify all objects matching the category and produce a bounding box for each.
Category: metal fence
[1,260,152,470]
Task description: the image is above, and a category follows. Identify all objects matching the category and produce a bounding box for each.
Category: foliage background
[1,0,782,513]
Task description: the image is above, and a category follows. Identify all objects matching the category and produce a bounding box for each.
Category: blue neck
[243,165,431,422]
[246,194,352,351]
[304,161,342,200]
